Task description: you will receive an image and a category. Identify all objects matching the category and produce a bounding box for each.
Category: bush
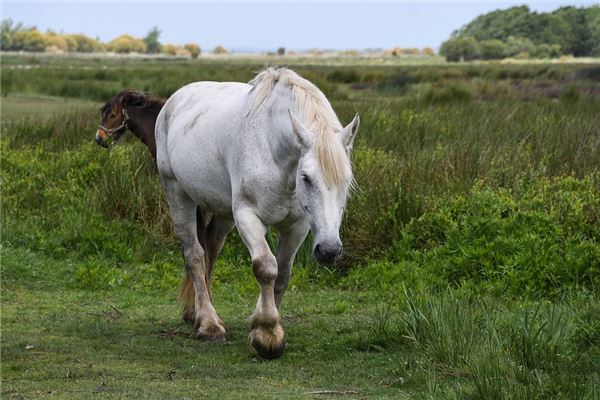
[107,34,147,54]
[184,43,201,59]
[66,34,102,52]
[533,43,562,59]
[504,36,535,58]
[440,37,479,62]
[384,175,600,297]
[12,29,46,52]
[44,32,69,52]
[479,39,506,60]
[212,45,228,54]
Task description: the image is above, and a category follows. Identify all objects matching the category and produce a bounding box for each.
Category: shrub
[12,29,46,52]
[387,175,600,297]
[107,34,147,54]
[479,39,506,60]
[533,43,562,59]
[184,43,201,58]
[44,32,69,52]
[212,45,228,54]
[440,37,479,62]
[66,34,102,52]
[504,36,535,58]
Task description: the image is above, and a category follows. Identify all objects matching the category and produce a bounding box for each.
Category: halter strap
[98,108,129,137]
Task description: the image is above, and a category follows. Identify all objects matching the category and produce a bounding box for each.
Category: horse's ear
[123,91,146,107]
[288,109,314,149]
[341,114,360,152]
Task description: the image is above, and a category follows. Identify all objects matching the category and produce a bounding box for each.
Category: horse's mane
[249,67,351,188]
[101,89,165,114]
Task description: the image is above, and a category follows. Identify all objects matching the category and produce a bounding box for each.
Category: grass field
[1,55,599,399]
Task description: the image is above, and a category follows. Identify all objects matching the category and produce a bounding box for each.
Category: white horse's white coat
[155,67,359,358]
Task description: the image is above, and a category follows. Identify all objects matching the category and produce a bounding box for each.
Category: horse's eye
[302,174,312,186]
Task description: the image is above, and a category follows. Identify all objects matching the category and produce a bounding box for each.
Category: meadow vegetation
[1,56,599,398]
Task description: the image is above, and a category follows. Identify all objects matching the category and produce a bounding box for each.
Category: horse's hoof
[250,325,286,359]
[196,322,226,342]
[251,337,286,359]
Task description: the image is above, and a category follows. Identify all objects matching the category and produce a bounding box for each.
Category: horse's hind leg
[181,215,234,323]
[204,216,235,296]
[234,207,285,359]
[163,178,226,341]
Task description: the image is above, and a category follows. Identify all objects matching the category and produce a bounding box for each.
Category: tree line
[1,21,205,58]
[440,5,600,61]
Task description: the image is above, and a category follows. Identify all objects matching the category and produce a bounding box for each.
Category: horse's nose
[95,134,108,148]
[314,240,342,265]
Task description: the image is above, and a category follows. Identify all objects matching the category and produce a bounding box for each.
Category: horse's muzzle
[95,129,109,148]
[314,240,343,265]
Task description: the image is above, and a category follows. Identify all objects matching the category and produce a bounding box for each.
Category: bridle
[98,108,129,139]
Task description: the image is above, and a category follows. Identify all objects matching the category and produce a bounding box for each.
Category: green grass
[3,247,598,399]
[0,94,99,117]
[1,55,599,398]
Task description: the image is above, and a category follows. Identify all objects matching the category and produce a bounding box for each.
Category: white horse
[155,67,359,359]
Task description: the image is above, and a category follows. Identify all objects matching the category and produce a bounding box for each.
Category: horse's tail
[180,205,207,322]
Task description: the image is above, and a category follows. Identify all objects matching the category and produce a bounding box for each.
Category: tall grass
[2,58,599,295]
[351,289,600,399]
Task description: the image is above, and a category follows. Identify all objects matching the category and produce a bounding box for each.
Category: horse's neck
[264,108,302,189]
[127,108,158,160]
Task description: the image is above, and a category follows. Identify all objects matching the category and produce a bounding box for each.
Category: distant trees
[0,20,204,58]
[439,37,479,61]
[108,34,147,53]
[479,39,505,60]
[441,5,600,61]
[213,45,228,54]
[384,47,437,57]
[184,43,201,58]
[144,26,162,54]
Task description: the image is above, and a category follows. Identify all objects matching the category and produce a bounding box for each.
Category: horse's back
[156,81,251,216]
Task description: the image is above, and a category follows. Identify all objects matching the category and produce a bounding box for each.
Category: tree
[504,36,535,57]
[44,31,69,52]
[479,39,506,60]
[184,43,201,58]
[66,34,102,52]
[448,4,599,58]
[144,26,161,54]
[1,19,19,50]
[532,43,561,59]
[440,37,479,62]
[589,5,600,56]
[553,6,594,56]
[108,34,147,53]
[213,45,228,54]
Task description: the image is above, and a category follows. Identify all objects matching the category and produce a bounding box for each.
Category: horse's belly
[170,148,234,217]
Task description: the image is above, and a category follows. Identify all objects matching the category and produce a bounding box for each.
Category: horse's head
[288,110,360,265]
[95,90,146,148]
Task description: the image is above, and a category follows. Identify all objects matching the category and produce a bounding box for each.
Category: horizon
[2,2,598,52]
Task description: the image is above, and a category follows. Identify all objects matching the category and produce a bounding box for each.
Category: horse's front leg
[163,178,226,341]
[235,207,285,359]
[275,221,309,309]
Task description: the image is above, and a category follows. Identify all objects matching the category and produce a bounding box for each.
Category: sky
[2,1,598,51]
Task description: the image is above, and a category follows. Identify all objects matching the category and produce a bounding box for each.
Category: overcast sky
[2,1,597,51]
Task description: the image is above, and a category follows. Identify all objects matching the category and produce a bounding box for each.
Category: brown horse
[96,90,215,323]
[96,89,164,159]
